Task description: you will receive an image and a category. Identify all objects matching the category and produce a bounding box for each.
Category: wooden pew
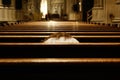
[0,31,120,42]
[0,34,120,42]
[0,43,120,79]
[0,42,120,58]
[0,58,120,79]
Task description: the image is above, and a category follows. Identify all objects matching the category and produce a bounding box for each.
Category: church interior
[0,0,120,23]
[0,0,120,79]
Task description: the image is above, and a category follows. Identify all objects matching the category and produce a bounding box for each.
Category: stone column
[3,7,8,21]
[0,0,2,7]
[0,8,4,21]
[9,0,16,21]
[66,0,76,20]
[11,0,15,8]
[8,7,12,21]
[91,0,104,23]
[0,0,3,21]
[9,8,16,21]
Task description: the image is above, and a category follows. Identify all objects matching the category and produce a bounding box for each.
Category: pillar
[0,0,3,7]
[0,0,3,21]
[9,0,16,21]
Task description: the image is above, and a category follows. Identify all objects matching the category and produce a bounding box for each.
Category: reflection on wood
[0,58,120,63]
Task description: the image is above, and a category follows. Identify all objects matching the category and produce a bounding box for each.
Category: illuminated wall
[22,0,41,21]
[47,0,82,20]
[0,0,90,22]
[91,0,120,24]
[0,0,16,22]
[0,0,82,21]
[47,0,65,16]
[40,0,47,18]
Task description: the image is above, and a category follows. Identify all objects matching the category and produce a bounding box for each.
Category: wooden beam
[0,58,120,63]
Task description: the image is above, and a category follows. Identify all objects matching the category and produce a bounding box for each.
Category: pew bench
[0,43,120,79]
[0,42,120,58]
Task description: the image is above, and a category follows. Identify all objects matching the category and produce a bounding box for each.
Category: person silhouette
[43,32,79,44]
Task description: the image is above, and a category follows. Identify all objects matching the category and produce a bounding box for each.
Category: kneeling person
[43,32,79,44]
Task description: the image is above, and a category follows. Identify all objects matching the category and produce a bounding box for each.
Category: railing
[87,8,93,23]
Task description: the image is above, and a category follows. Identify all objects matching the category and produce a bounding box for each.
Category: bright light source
[48,21,57,26]
[40,0,48,18]
[79,2,82,12]
[49,20,56,23]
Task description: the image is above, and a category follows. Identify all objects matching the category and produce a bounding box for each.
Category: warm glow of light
[79,2,82,12]
[0,58,120,63]
[49,21,56,24]
[44,37,80,44]
[40,0,48,18]
[48,21,57,27]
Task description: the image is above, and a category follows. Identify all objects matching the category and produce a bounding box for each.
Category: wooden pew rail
[0,42,120,58]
